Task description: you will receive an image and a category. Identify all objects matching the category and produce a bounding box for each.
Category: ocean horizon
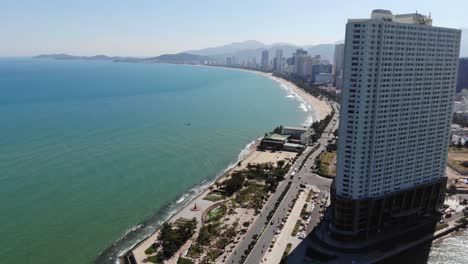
[0,58,313,264]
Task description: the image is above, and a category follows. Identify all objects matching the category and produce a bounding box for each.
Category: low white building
[281,126,312,145]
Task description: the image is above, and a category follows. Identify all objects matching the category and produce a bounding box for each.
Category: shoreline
[97,63,332,264]
[98,139,259,264]
[117,139,260,263]
[194,65,332,123]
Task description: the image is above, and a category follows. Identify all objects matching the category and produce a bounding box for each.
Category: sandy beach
[202,66,333,122]
[255,72,332,121]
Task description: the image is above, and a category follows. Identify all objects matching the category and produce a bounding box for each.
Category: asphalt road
[224,144,319,264]
[227,103,340,264]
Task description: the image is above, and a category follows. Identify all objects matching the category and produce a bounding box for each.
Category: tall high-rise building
[457,58,468,92]
[331,9,461,241]
[332,44,345,86]
[261,50,269,70]
[274,49,284,73]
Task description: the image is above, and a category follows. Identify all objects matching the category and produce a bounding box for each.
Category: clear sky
[1,0,467,56]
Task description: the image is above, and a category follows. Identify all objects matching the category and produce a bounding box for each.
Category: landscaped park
[142,159,294,264]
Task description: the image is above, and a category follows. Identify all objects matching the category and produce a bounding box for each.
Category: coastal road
[224,144,319,264]
[237,104,339,264]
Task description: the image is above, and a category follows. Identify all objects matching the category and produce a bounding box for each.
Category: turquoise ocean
[0,58,313,264]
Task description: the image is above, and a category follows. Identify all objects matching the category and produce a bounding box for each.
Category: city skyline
[1,0,468,57]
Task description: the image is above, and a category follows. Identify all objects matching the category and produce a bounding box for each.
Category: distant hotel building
[261,50,269,70]
[331,9,461,241]
[274,49,284,73]
[333,43,344,87]
[458,58,468,92]
[294,49,308,76]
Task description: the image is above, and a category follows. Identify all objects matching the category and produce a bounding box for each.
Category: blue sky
[1,0,467,56]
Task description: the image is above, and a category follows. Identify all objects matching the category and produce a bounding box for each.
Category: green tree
[223,173,245,196]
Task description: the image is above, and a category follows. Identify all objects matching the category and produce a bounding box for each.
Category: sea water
[0,58,313,264]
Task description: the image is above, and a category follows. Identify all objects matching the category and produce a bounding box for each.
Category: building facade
[282,126,312,145]
[274,49,284,73]
[294,49,308,76]
[311,62,332,83]
[331,9,461,240]
[261,50,269,70]
[457,58,468,92]
[333,43,345,86]
[314,73,333,85]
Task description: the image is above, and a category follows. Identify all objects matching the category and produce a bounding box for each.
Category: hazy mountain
[141,53,209,64]
[186,40,265,56]
[303,44,335,62]
[461,28,468,57]
[35,52,209,64]
[34,54,124,61]
[185,40,336,63]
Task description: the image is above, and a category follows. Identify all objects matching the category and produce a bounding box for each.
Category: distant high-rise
[331,9,461,241]
[311,62,332,83]
[274,49,284,73]
[457,58,468,92]
[294,49,308,76]
[332,44,345,87]
[261,50,269,70]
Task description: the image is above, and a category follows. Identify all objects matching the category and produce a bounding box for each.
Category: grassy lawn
[318,151,336,177]
[284,243,293,255]
[235,183,268,209]
[449,146,468,153]
[174,217,193,226]
[205,249,223,262]
[147,255,163,264]
[215,237,231,250]
[306,190,313,202]
[435,223,449,231]
[205,204,227,222]
[144,243,157,255]
[186,244,203,258]
[280,243,293,264]
[301,204,308,217]
[177,257,194,264]
[203,193,224,202]
[291,220,301,236]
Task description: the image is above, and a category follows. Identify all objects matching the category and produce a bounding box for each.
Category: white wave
[120,224,143,240]
[268,76,318,124]
[299,103,308,112]
[302,115,314,126]
[176,194,187,204]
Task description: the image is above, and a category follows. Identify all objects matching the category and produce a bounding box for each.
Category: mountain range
[185,40,338,62]
[35,31,468,65]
